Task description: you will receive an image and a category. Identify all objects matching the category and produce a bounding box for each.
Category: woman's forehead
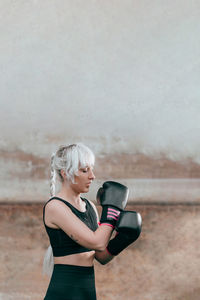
[79,154,95,165]
[79,163,94,168]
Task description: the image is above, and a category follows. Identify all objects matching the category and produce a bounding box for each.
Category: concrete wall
[0,1,200,299]
[1,0,200,203]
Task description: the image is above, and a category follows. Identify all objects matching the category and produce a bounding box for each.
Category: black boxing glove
[96,181,129,228]
[106,211,142,255]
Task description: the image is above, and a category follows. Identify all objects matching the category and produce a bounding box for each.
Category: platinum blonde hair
[43,143,95,277]
[51,143,95,188]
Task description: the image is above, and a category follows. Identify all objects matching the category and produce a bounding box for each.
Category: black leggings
[44,264,97,300]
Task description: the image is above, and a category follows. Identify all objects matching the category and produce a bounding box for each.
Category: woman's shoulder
[45,197,71,212]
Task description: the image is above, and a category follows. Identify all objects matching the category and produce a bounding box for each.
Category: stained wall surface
[1,0,200,203]
[0,1,200,300]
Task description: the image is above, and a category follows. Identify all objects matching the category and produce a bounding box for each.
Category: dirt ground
[0,203,200,300]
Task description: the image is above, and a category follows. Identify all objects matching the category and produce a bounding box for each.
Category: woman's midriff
[54,250,95,266]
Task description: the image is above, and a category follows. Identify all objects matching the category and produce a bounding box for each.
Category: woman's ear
[60,169,66,180]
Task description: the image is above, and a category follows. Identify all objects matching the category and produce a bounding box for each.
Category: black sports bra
[43,197,98,257]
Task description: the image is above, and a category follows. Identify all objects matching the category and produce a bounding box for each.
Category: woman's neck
[57,184,81,206]
[56,188,86,212]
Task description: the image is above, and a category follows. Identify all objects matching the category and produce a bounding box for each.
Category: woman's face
[71,165,95,193]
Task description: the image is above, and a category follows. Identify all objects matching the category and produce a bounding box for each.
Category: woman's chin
[82,186,90,193]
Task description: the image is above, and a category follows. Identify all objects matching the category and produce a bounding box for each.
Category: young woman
[43,143,141,300]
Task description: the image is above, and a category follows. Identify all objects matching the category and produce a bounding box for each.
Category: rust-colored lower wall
[0,203,199,300]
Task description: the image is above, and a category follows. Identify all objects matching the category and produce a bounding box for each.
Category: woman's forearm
[90,225,113,251]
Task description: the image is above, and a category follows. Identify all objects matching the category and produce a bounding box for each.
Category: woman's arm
[94,249,114,265]
[88,199,115,265]
[45,200,113,251]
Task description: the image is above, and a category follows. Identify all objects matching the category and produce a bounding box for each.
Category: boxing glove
[96,181,129,228]
[106,210,142,255]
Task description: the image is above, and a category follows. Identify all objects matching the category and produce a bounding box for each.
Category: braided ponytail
[43,152,56,277]
[50,152,56,197]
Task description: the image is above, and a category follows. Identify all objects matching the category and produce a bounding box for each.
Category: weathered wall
[0,0,200,202]
[0,1,200,299]
[0,203,199,300]
[1,147,200,203]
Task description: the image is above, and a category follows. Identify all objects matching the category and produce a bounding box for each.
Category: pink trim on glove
[107,208,120,220]
[98,222,115,229]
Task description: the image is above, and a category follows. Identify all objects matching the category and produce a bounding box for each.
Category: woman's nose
[89,169,95,180]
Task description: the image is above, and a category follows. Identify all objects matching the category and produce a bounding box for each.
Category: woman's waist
[54,250,95,266]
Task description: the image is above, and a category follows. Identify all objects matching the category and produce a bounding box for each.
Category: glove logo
[107,208,120,221]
